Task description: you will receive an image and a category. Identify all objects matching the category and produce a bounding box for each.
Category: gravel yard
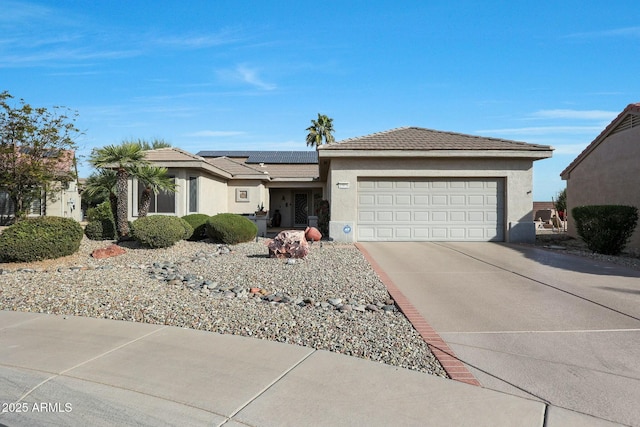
[535,232,640,271]
[0,237,447,377]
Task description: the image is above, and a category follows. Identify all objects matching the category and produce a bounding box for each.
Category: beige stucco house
[318,127,552,243]
[0,149,82,224]
[560,103,640,251]
[129,148,323,229]
[137,127,552,243]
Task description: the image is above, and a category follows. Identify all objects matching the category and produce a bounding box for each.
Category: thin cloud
[0,1,52,25]
[154,29,245,49]
[218,65,277,91]
[0,47,142,68]
[238,65,277,90]
[565,26,640,39]
[529,109,618,121]
[185,130,246,137]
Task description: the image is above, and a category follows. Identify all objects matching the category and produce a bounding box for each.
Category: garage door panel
[376,211,393,221]
[395,211,411,222]
[431,228,448,238]
[450,228,466,238]
[432,211,447,221]
[450,211,466,222]
[413,228,429,238]
[377,195,393,205]
[396,228,411,238]
[414,195,429,205]
[359,211,375,222]
[432,195,447,205]
[357,178,504,242]
[468,211,484,222]
[359,194,375,205]
[414,211,429,221]
[395,195,411,205]
[467,228,485,239]
[468,195,484,205]
[376,227,393,238]
[450,195,466,205]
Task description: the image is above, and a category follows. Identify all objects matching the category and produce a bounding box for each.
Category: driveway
[359,242,640,426]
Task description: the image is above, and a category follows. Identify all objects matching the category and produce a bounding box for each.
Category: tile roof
[560,103,640,178]
[197,150,318,164]
[258,163,319,179]
[143,147,206,162]
[206,157,268,178]
[318,127,552,151]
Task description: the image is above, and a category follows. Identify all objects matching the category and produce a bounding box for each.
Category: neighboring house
[0,150,82,224]
[139,127,552,243]
[560,103,640,251]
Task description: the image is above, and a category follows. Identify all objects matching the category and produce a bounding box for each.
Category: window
[0,191,12,216]
[188,176,198,212]
[138,176,176,214]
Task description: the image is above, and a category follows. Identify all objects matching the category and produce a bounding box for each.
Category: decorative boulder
[91,244,126,259]
[305,226,322,242]
[267,230,310,258]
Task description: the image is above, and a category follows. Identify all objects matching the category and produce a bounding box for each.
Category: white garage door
[357,178,504,241]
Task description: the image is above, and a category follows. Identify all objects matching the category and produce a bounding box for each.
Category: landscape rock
[91,244,127,259]
[267,230,310,258]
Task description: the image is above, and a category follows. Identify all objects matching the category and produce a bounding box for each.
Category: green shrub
[0,217,84,262]
[131,215,193,248]
[206,213,257,244]
[572,205,638,255]
[85,200,114,222]
[181,214,210,240]
[84,201,116,240]
[84,219,117,240]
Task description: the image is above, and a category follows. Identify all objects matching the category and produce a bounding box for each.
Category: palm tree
[89,142,148,238]
[129,138,172,151]
[132,164,177,218]
[83,169,118,221]
[306,113,335,148]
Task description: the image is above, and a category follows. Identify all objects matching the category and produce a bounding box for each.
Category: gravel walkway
[0,237,447,377]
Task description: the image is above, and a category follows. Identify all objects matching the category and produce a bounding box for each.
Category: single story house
[0,149,82,224]
[133,127,552,243]
[560,103,640,251]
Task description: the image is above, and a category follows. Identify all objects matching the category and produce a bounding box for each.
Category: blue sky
[2,1,639,200]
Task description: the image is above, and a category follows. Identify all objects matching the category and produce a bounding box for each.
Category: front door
[294,193,308,227]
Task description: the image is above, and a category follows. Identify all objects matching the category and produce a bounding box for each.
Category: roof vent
[260,162,265,167]
[612,113,640,135]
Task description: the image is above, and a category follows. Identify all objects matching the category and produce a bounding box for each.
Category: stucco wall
[46,180,82,222]
[227,180,268,215]
[565,126,640,251]
[326,157,536,243]
[191,173,227,216]
[128,168,227,220]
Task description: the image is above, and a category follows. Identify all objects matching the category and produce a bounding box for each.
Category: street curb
[356,243,481,386]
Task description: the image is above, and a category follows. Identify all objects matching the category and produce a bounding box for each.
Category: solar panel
[196,150,318,164]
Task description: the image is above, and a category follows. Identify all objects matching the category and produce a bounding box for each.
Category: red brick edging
[356,243,481,386]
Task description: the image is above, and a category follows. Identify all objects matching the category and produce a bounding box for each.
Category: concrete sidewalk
[0,310,613,426]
